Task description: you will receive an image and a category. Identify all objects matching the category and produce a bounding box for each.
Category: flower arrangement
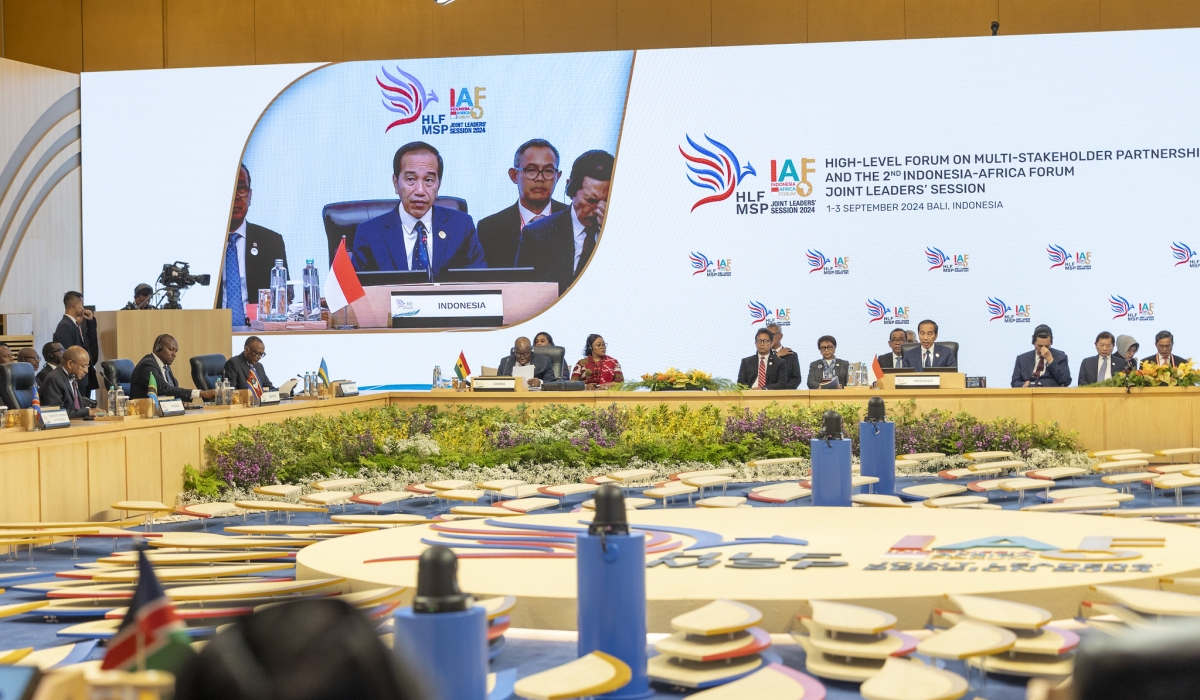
[189,400,1082,502]
[1091,360,1200,388]
[621,368,738,391]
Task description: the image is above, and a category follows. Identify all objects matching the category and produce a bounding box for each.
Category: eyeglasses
[819,345,835,351]
[520,166,560,181]
[754,338,772,344]
[247,349,266,359]
[235,186,251,196]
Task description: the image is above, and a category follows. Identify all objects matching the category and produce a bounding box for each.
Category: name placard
[39,409,71,429]
[259,390,281,405]
[335,381,359,397]
[473,376,517,392]
[391,290,504,328]
[158,398,186,416]
[896,375,941,389]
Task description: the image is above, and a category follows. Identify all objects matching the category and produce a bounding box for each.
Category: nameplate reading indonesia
[390,290,504,329]
[895,375,941,389]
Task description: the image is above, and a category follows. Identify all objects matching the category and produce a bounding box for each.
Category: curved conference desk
[0,387,1196,523]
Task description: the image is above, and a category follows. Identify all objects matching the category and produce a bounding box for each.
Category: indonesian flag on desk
[871,355,884,382]
[454,352,470,380]
[101,545,194,672]
[324,237,366,313]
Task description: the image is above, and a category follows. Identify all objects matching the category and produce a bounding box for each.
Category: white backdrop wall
[82,30,1200,387]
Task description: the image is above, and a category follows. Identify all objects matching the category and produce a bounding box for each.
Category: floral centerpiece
[1091,360,1200,388]
[619,368,738,392]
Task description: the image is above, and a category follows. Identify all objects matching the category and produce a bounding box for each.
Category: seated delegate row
[220,140,613,327]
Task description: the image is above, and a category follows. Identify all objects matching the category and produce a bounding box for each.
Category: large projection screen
[83,30,1200,387]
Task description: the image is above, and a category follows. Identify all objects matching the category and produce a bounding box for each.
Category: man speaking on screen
[350,141,485,280]
[515,150,613,296]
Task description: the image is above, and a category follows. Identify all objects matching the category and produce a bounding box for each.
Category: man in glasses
[1143,330,1187,368]
[516,150,613,296]
[223,163,287,328]
[806,335,849,389]
[223,336,275,391]
[738,327,789,390]
[39,346,97,419]
[478,139,568,268]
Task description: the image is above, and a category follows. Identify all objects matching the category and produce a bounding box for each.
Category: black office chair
[532,345,567,381]
[100,359,135,395]
[900,342,960,366]
[0,362,37,409]
[190,354,227,391]
[321,197,468,266]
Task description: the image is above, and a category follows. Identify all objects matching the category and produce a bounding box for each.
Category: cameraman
[123,283,154,310]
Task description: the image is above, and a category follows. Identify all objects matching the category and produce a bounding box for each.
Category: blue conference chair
[0,361,37,409]
[190,354,227,391]
[320,197,468,267]
[100,359,135,396]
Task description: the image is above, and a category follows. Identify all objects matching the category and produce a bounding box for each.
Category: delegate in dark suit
[807,359,850,389]
[53,315,98,393]
[1077,354,1128,386]
[477,200,568,269]
[901,344,956,370]
[738,353,790,390]
[223,354,274,391]
[241,223,287,302]
[1142,353,1188,368]
[1011,349,1071,387]
[39,367,89,419]
[129,354,194,400]
[497,353,556,384]
[515,210,592,296]
[777,352,802,390]
[350,206,484,281]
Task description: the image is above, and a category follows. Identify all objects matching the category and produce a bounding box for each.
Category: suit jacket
[223,354,274,391]
[477,200,568,269]
[515,209,595,296]
[350,205,484,281]
[35,363,56,388]
[497,353,556,384]
[241,223,288,303]
[738,353,789,390]
[902,344,956,370]
[1012,348,1071,387]
[1077,354,1128,386]
[775,351,802,390]
[807,358,850,389]
[53,314,99,393]
[39,366,89,419]
[129,354,193,400]
[1141,353,1188,368]
[876,353,905,369]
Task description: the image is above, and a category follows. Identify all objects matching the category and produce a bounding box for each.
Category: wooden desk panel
[0,390,1194,523]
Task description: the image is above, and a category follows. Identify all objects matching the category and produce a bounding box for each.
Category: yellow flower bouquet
[1092,360,1199,387]
[619,367,737,391]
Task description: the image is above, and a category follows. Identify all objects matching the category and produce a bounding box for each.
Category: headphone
[154,334,168,353]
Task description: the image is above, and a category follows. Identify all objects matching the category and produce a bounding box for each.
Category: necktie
[757,356,767,389]
[70,377,79,409]
[411,222,430,272]
[163,364,176,387]
[894,355,902,368]
[224,233,246,326]
[1101,356,1109,381]
[924,351,931,368]
[1033,356,1045,379]
[576,225,599,276]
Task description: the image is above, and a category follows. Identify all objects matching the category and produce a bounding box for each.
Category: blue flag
[318,358,330,388]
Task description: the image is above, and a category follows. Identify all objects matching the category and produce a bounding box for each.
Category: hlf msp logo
[925,247,969,273]
[987,297,1031,323]
[1110,295,1155,321]
[1047,244,1091,271]
[1171,242,1199,268]
[806,249,849,275]
[680,134,756,212]
[689,252,731,277]
[377,65,487,135]
[866,299,910,325]
[748,300,791,326]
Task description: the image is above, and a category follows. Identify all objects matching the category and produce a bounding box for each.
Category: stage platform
[1,386,1197,523]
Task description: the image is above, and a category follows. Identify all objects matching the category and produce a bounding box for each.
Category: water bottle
[108,385,117,415]
[302,259,321,320]
[269,259,288,321]
[115,386,126,416]
[432,365,442,390]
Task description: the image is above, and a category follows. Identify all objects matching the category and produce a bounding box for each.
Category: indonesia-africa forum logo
[689,252,731,277]
[866,299,910,325]
[748,300,791,326]
[377,65,487,135]
[987,297,1031,323]
[1047,244,1091,271]
[680,134,816,215]
[806,249,849,275]
[1172,242,1198,268]
[925,247,968,272]
[1110,295,1155,321]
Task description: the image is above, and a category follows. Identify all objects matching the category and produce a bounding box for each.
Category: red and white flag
[325,237,366,313]
[871,355,884,382]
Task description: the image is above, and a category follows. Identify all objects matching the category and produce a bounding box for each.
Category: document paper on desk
[512,364,535,384]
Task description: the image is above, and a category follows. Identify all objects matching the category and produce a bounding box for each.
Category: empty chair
[190,354,228,391]
[0,361,37,409]
[100,359,135,395]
